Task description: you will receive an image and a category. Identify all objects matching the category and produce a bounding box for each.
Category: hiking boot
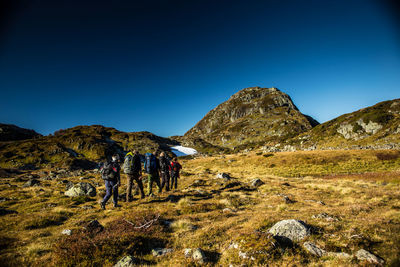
[113,203,121,208]
[100,202,105,210]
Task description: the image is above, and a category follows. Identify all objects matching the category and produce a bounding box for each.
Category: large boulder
[65,182,96,197]
[269,219,311,242]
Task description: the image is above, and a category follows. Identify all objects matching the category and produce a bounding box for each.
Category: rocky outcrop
[184,87,318,149]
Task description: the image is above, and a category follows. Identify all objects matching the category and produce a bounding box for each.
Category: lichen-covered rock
[192,248,207,264]
[152,248,173,257]
[355,249,384,265]
[303,242,326,257]
[23,179,40,187]
[65,182,96,197]
[216,173,231,180]
[269,219,311,242]
[114,255,138,267]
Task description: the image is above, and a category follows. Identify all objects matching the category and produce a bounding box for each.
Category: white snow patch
[171,146,198,156]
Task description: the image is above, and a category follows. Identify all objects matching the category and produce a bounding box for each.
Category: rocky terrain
[0,150,399,266]
[184,87,319,151]
[276,98,400,152]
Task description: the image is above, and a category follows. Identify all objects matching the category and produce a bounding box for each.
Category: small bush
[376,151,400,161]
[53,213,167,266]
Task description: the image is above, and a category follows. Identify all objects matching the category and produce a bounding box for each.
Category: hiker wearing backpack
[144,151,161,195]
[159,152,171,191]
[123,150,145,201]
[100,154,121,209]
[170,157,182,190]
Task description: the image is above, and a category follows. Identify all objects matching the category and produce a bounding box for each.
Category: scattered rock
[192,248,207,263]
[85,220,104,235]
[81,205,94,210]
[22,179,40,187]
[327,252,351,259]
[114,255,138,267]
[184,248,192,258]
[65,182,96,197]
[62,229,72,236]
[281,182,291,186]
[250,178,264,187]
[223,208,236,213]
[269,219,311,242]
[312,213,339,222]
[152,248,173,257]
[355,249,384,265]
[216,173,231,180]
[303,242,326,257]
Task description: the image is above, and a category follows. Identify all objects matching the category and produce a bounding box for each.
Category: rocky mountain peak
[184,87,318,150]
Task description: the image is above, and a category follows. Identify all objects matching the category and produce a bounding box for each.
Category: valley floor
[0,149,400,266]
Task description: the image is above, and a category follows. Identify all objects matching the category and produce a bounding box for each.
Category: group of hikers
[99,150,182,210]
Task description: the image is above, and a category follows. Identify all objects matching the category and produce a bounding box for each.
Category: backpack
[100,161,116,180]
[144,153,157,173]
[123,153,134,174]
[171,161,180,172]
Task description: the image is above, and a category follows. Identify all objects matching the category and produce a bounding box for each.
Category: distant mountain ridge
[184,87,319,150]
[1,87,399,170]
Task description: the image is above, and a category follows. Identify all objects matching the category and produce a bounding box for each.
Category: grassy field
[0,149,399,266]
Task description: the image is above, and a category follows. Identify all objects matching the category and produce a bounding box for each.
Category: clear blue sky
[0,0,399,137]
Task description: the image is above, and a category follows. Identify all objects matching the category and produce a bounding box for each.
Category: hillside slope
[284,98,400,150]
[0,125,178,170]
[0,123,41,142]
[184,87,318,150]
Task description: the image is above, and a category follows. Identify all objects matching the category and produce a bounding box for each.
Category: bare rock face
[184,87,318,149]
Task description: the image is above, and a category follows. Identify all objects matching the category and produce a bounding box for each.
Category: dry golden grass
[0,149,400,266]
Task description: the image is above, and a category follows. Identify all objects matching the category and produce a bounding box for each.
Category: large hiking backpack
[144,153,157,173]
[100,161,116,180]
[171,162,180,172]
[123,153,134,174]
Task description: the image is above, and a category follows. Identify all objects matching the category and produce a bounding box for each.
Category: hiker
[123,150,145,201]
[159,152,171,191]
[170,157,182,190]
[100,154,121,209]
[144,151,161,195]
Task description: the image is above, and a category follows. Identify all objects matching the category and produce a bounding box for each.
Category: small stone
[303,242,326,257]
[114,255,138,267]
[23,179,40,187]
[62,229,72,236]
[355,249,384,265]
[312,213,339,222]
[216,173,231,180]
[184,248,192,258]
[223,208,236,213]
[250,178,264,187]
[192,248,207,263]
[152,248,173,257]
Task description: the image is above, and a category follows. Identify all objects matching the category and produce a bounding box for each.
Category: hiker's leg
[165,172,170,191]
[160,172,166,190]
[112,180,118,205]
[134,174,145,198]
[103,180,112,204]
[155,172,161,193]
[148,174,153,195]
[126,174,133,202]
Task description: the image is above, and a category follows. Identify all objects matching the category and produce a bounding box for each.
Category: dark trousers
[171,172,179,189]
[103,179,118,205]
[160,171,170,191]
[126,172,145,200]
